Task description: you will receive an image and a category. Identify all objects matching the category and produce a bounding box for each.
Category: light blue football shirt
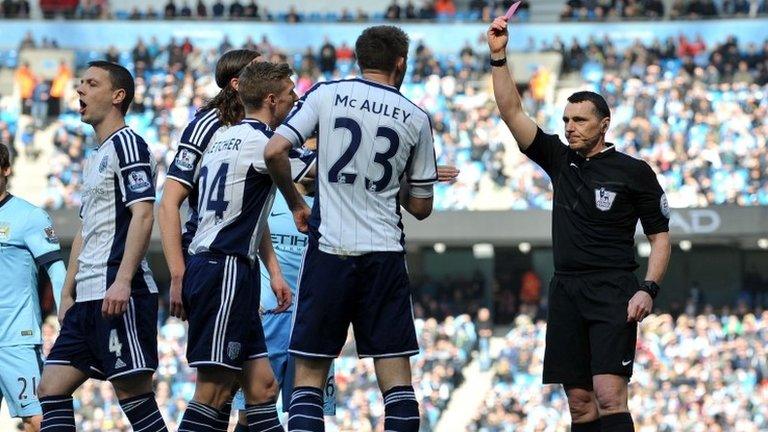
[0,194,62,346]
[259,192,314,313]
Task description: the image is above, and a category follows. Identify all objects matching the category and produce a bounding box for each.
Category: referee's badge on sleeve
[660,193,670,218]
[595,187,617,211]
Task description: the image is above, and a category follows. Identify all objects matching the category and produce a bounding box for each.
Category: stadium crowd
[5,31,768,211]
[561,0,768,21]
[37,304,476,431]
[12,0,532,22]
[471,310,768,431]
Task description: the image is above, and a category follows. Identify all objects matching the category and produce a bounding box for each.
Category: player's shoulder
[111,127,151,163]
[239,119,273,138]
[6,196,50,226]
[188,107,222,129]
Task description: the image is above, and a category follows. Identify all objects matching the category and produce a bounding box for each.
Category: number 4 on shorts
[109,329,123,356]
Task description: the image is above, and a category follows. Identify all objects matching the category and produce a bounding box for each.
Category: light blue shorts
[233,312,335,415]
[0,345,44,418]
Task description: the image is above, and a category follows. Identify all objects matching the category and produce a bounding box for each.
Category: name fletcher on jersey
[334,94,413,124]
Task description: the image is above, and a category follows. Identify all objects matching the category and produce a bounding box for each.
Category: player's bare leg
[239,357,281,431]
[288,357,332,431]
[37,364,88,431]
[564,386,600,431]
[373,357,419,432]
[111,371,168,432]
[20,415,41,432]
[177,367,238,431]
[593,374,633,431]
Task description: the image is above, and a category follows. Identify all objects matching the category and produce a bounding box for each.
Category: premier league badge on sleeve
[174,149,197,172]
[595,187,617,211]
[127,170,152,193]
[44,226,59,244]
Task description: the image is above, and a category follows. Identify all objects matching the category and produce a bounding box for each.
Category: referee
[488,17,671,432]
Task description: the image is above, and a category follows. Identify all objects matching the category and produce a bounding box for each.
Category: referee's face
[563,101,606,155]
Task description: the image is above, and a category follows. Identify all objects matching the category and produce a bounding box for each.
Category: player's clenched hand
[487,16,510,55]
[102,280,131,319]
[437,165,460,183]
[270,274,292,313]
[292,202,311,233]
[169,276,187,321]
[627,290,653,322]
[58,295,75,325]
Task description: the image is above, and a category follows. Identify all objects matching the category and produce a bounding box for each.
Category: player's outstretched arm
[488,16,538,151]
[265,134,310,232]
[158,180,190,320]
[257,225,291,313]
[103,201,154,319]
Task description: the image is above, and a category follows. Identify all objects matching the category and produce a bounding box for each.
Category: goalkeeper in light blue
[0,143,66,432]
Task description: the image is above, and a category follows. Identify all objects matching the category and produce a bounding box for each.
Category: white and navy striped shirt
[188,119,316,264]
[274,78,438,255]
[166,108,227,250]
[76,126,158,301]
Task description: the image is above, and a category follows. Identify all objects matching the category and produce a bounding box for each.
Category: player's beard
[394,65,407,90]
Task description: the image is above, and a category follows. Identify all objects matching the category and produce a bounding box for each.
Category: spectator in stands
[179,1,192,17]
[212,0,225,17]
[49,60,71,118]
[477,308,493,371]
[164,0,177,18]
[14,62,36,115]
[195,0,206,17]
[18,31,35,49]
[420,0,437,19]
[286,5,300,22]
[244,0,259,19]
[435,0,457,18]
[318,37,337,75]
[386,0,402,19]
[230,0,245,18]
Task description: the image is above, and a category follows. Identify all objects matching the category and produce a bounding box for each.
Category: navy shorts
[46,294,158,380]
[289,236,419,359]
[183,253,267,370]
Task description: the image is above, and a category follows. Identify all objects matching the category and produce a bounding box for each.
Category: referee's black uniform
[524,127,670,388]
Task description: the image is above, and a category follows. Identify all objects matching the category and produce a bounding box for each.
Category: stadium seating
[7,32,766,212]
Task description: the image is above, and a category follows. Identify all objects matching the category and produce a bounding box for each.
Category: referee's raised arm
[487,16,538,151]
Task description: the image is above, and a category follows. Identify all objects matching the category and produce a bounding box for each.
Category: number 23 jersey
[274,78,438,255]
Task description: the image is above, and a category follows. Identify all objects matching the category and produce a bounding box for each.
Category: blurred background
[1,0,768,430]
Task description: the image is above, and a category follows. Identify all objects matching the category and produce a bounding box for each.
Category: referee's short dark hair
[355,25,409,73]
[87,60,135,115]
[568,91,611,119]
[0,142,9,169]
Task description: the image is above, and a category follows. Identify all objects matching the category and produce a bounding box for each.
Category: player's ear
[112,88,126,109]
[230,77,239,92]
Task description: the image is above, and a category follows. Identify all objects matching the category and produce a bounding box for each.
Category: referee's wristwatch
[639,281,660,299]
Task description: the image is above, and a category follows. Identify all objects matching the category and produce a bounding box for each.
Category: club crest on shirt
[595,187,617,211]
[660,193,670,219]
[98,154,110,173]
[227,342,241,360]
[127,170,151,193]
[174,148,197,172]
[44,226,59,244]
[0,222,10,241]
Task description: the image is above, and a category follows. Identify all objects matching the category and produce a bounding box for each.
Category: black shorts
[543,270,639,388]
[289,236,419,359]
[183,253,267,370]
[46,294,159,381]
